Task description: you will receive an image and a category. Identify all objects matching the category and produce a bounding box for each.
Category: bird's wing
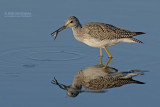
[82,22,137,40]
[86,76,132,89]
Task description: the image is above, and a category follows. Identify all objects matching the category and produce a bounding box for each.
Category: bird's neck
[71,71,83,90]
[72,25,83,41]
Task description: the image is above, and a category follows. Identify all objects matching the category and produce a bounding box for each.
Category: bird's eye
[70,21,73,23]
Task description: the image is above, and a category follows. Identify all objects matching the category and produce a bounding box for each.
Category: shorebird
[51,16,145,58]
[52,64,145,97]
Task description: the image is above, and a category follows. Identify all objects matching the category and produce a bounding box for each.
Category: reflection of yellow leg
[100,48,102,64]
[104,47,112,58]
[104,57,112,68]
[100,56,102,65]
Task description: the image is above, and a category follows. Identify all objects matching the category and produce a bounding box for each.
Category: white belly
[82,38,118,48]
[82,38,136,48]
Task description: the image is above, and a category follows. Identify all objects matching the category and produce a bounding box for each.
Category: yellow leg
[100,48,102,64]
[100,48,102,57]
[104,47,112,58]
[104,57,112,68]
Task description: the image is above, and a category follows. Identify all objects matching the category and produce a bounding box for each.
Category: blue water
[0,0,160,107]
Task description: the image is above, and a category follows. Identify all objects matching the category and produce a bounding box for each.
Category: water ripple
[0,46,84,67]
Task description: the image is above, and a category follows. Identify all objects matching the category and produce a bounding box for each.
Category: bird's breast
[83,37,119,48]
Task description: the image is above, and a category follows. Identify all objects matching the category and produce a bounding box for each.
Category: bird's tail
[130,32,145,43]
[135,32,146,35]
[130,79,145,84]
[130,38,143,43]
[118,70,146,79]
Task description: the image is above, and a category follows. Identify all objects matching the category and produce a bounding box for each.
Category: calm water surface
[0,0,160,107]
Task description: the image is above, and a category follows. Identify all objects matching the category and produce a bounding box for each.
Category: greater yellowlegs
[51,16,145,58]
[52,64,145,97]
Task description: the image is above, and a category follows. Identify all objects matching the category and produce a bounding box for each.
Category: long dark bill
[51,25,66,40]
[51,77,68,90]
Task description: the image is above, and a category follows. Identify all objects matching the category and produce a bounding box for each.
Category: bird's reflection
[52,59,146,97]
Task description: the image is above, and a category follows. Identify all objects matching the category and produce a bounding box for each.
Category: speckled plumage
[83,76,140,90]
[82,22,143,41]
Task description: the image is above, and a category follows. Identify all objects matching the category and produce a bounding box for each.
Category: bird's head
[51,16,80,39]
